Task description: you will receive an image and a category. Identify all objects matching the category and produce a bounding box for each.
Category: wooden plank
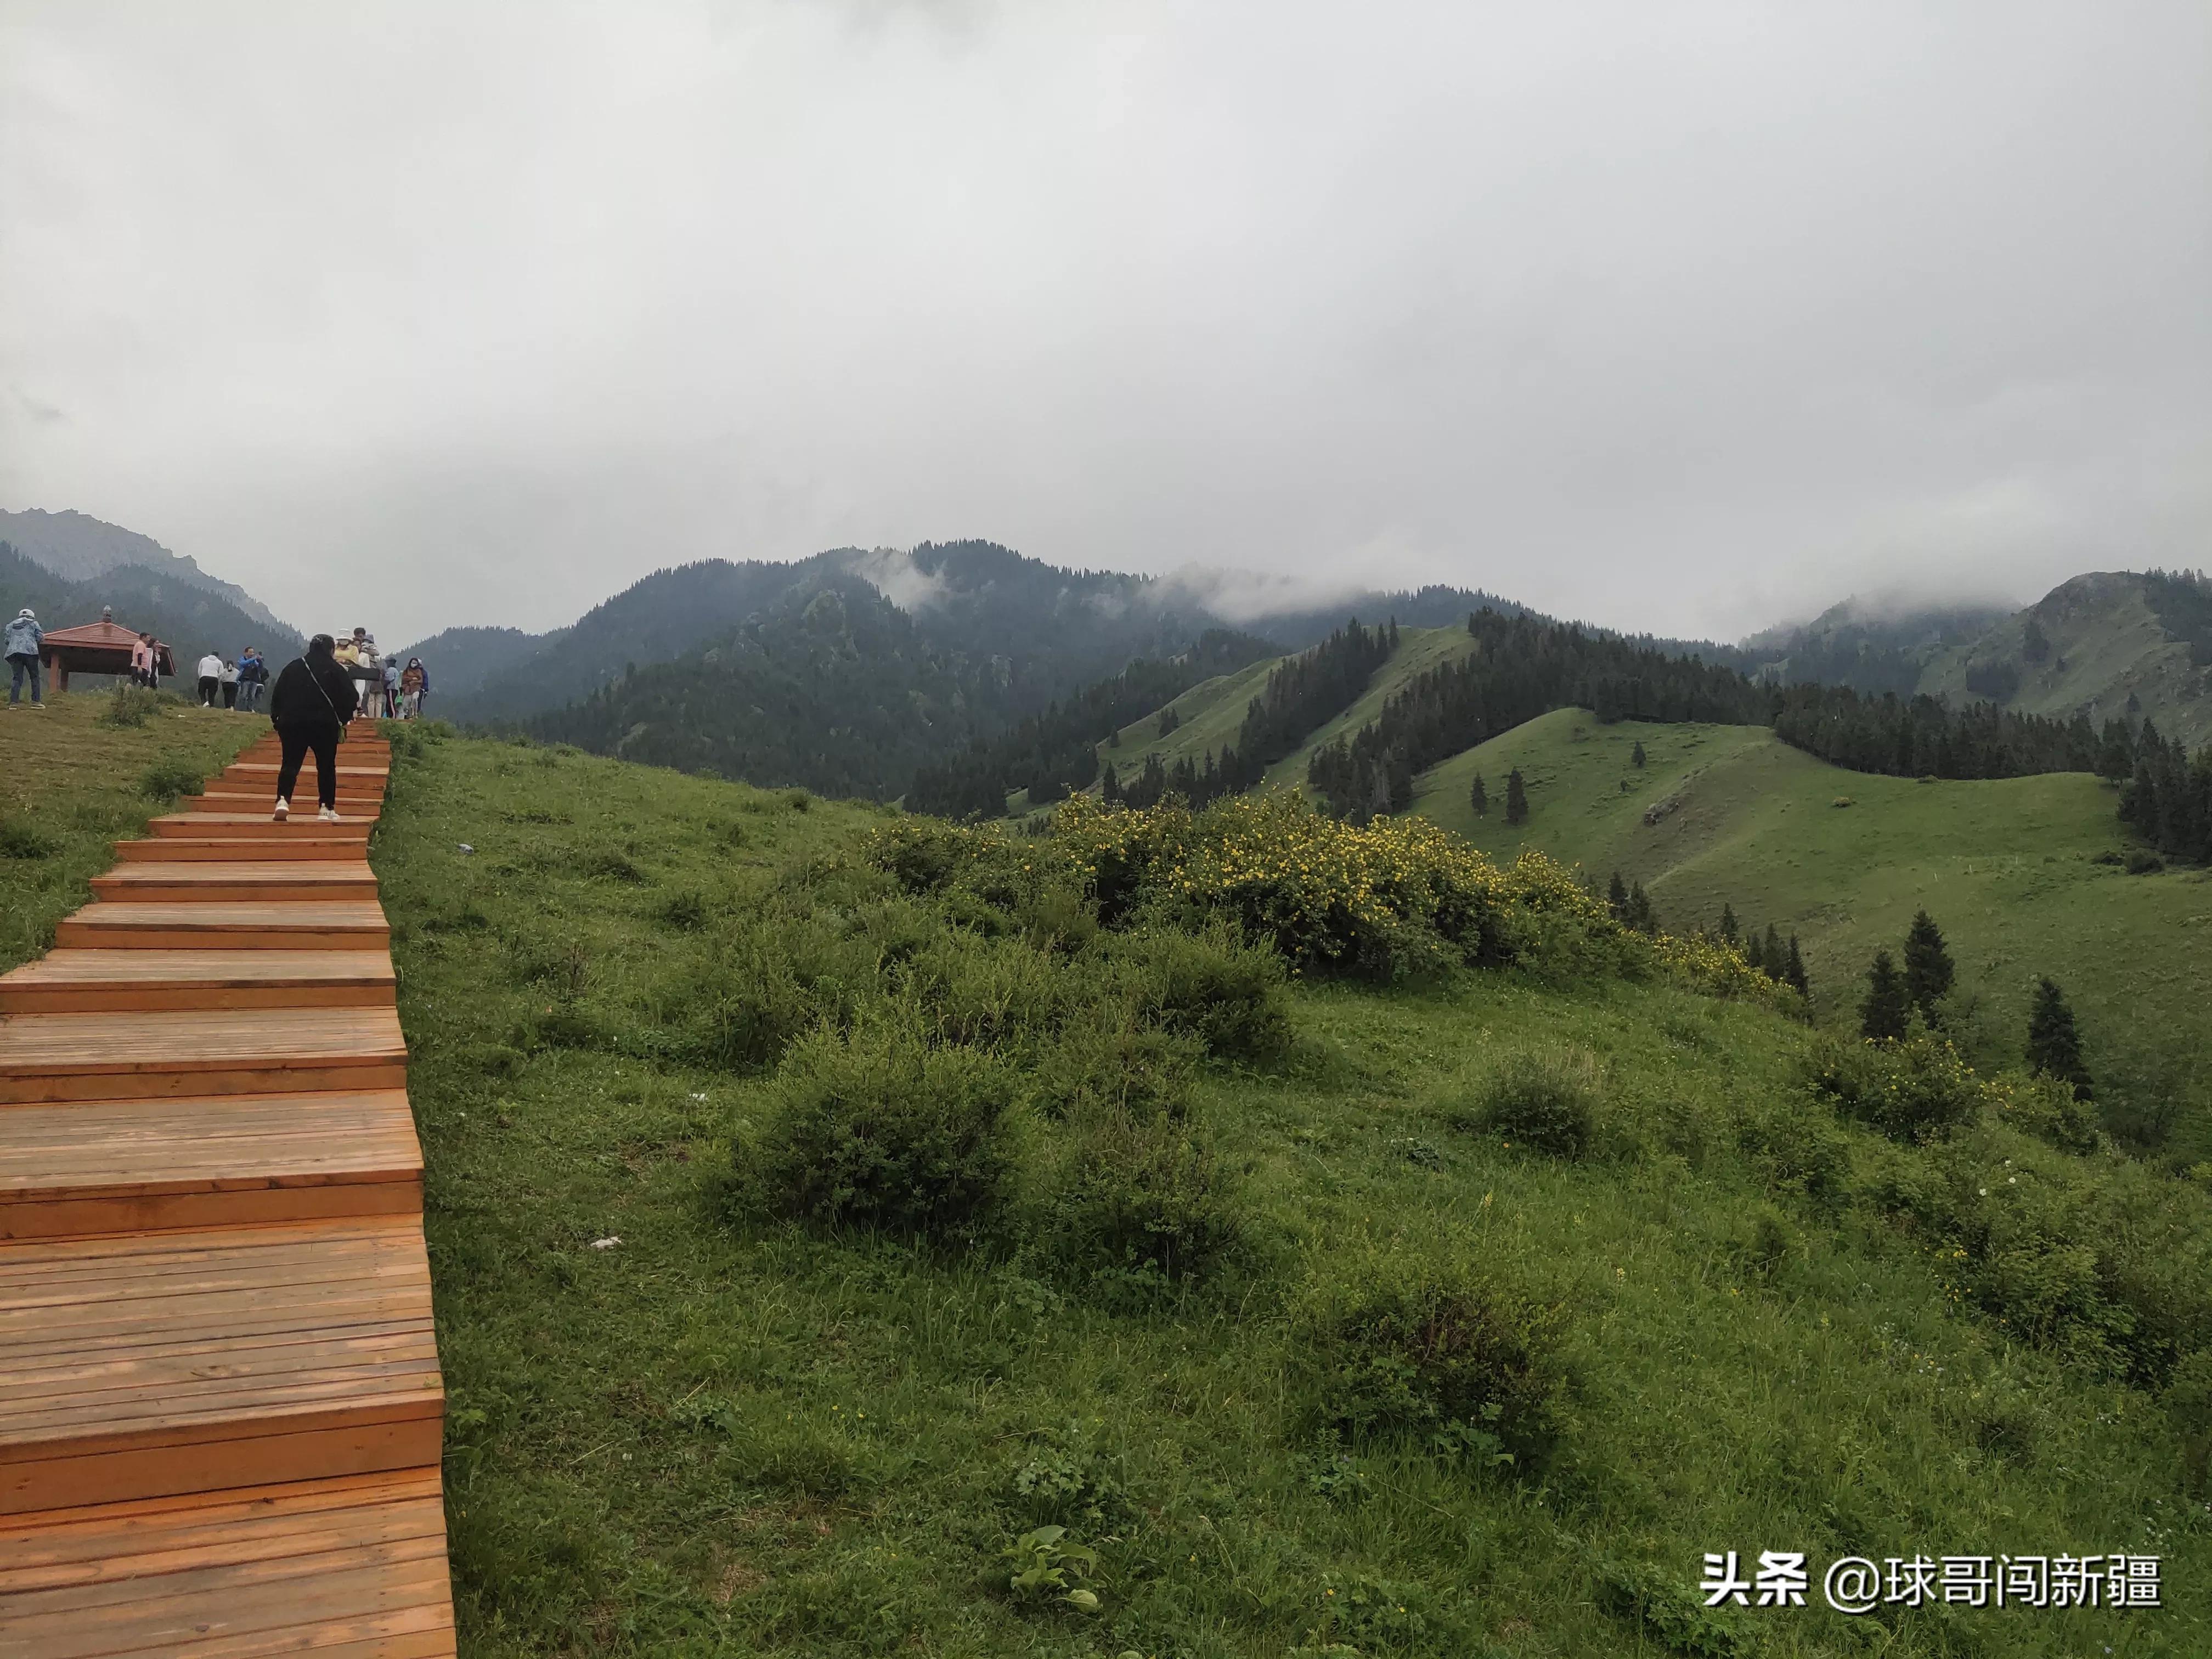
[53,905,390,950]
[149,816,372,840]
[89,866,382,905]
[111,838,366,862]
[0,1008,408,1105]
[0,949,395,1014]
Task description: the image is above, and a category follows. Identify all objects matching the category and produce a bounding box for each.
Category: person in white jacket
[196,652,223,707]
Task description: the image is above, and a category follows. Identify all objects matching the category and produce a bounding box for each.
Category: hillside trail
[0,719,454,1655]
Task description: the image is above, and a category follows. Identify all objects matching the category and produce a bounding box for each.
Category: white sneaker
[318,806,341,823]
[272,797,290,821]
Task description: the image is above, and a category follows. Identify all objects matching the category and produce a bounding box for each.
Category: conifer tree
[1745,928,1768,974]
[1470,773,1488,816]
[1607,871,1629,919]
[1784,934,1809,996]
[1860,950,1910,1041]
[1902,909,1954,1019]
[1719,902,1739,945]
[2026,977,2093,1098]
[1107,726,1121,748]
[1762,924,1784,981]
[1628,881,1656,933]
[1631,739,1646,768]
[1100,760,1122,804]
[1156,705,1181,737]
[1505,768,1529,825]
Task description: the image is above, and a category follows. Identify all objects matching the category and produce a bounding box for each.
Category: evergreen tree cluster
[1771,685,2104,780]
[2119,720,2212,864]
[1605,871,1656,932]
[1101,621,1399,813]
[1858,909,1955,1040]
[905,630,1275,819]
[1307,610,1772,820]
[1712,900,1807,995]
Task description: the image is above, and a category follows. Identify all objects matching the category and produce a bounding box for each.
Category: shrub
[2165,1350,2212,1494]
[1029,1012,1197,1121]
[1035,1107,1243,1285]
[138,759,204,801]
[2124,849,2165,875]
[746,1023,1016,1240]
[1104,922,1290,1063]
[657,890,708,930]
[1299,1258,1565,1467]
[683,912,872,1071]
[1811,1035,1983,1143]
[1453,1045,1600,1159]
[98,684,163,729]
[0,817,59,860]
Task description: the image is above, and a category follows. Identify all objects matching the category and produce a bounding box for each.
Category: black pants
[276,725,341,809]
[199,676,218,706]
[222,682,237,709]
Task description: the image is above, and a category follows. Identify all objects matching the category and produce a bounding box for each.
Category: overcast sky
[3,1,2207,645]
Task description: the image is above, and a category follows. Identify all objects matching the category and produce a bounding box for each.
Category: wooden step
[0,951,396,1014]
[187,787,384,805]
[0,1091,420,1239]
[0,1217,443,1513]
[0,1007,407,1104]
[89,865,380,905]
[222,765,390,783]
[113,837,364,862]
[55,905,391,951]
[149,815,371,842]
[0,1469,455,1657]
[182,799,382,820]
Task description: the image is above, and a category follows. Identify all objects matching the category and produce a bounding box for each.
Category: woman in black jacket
[267,634,361,821]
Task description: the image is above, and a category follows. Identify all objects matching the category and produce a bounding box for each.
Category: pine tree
[1107,726,1121,748]
[1761,924,1784,981]
[1745,928,1768,974]
[1630,739,1646,768]
[1099,760,1122,804]
[1505,768,1529,826]
[1719,902,1739,945]
[2026,977,2093,1098]
[1784,934,1809,996]
[1470,773,1488,816]
[1156,706,1181,737]
[1860,950,1910,1041]
[1607,871,1629,919]
[1628,881,1655,933]
[1902,909,1954,1018]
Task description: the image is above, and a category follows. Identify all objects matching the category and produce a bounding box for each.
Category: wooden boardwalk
[0,729,454,1655]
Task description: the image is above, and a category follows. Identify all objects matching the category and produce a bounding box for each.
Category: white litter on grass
[458,843,475,854]
[690,1092,708,1101]
[590,1237,622,1250]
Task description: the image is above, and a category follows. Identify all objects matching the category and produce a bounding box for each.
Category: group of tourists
[194,648,270,710]
[332,627,430,720]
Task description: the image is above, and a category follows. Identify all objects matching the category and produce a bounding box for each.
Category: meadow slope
[354,724,2206,1657]
[1411,708,2212,1160]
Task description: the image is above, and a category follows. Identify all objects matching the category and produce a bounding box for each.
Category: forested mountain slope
[0,506,297,637]
[0,540,302,675]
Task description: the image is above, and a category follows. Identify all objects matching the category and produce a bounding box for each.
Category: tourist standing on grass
[4,608,43,709]
[221,657,240,709]
[196,650,223,707]
[267,634,360,822]
[399,657,426,719]
[130,632,155,687]
[236,647,267,712]
[381,654,400,719]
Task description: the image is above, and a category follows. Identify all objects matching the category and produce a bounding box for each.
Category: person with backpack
[5,608,43,709]
[267,634,361,821]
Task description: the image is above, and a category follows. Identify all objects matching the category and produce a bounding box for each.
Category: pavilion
[37,607,173,692]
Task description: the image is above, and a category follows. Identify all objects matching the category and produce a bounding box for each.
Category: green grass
[0,686,260,972]
[1408,709,2212,1162]
[362,727,2208,1656]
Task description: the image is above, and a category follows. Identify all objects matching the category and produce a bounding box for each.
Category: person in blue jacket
[4,608,43,708]
[236,647,269,712]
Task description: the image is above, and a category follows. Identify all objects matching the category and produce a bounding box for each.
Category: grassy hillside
[364,727,2207,1656]
[1920,573,2212,751]
[1094,624,1483,794]
[0,686,259,972]
[1413,708,2212,1159]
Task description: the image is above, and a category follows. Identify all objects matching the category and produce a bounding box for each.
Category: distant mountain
[1736,596,2015,696]
[0,540,303,681]
[0,507,297,640]
[1918,570,2212,749]
[388,624,559,702]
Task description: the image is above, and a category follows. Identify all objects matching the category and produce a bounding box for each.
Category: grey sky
[3,1,2207,646]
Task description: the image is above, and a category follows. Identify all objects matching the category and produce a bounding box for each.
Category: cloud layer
[3,1,2206,644]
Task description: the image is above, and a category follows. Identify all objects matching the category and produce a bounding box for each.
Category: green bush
[1453,1045,1600,1159]
[97,684,163,729]
[1810,1034,1982,1143]
[684,912,871,1070]
[138,759,204,802]
[1104,922,1290,1064]
[745,1023,1017,1240]
[1035,1107,1242,1285]
[1299,1257,1564,1466]
[2164,1349,2212,1494]
[0,817,60,860]
[2125,849,2165,874]
[1029,1013,1197,1122]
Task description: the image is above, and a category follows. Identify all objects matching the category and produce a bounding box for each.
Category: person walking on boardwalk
[236,646,267,712]
[267,634,360,822]
[4,608,43,709]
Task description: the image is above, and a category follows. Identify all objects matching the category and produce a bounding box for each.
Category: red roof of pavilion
[40,619,151,648]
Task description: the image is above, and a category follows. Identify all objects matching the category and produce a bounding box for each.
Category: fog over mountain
[3,3,2207,646]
